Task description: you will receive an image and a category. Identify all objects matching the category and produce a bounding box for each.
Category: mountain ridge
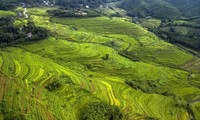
[118,0,200,18]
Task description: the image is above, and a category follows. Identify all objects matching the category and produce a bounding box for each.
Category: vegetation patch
[125,79,163,93]
[0,17,49,47]
[140,18,200,51]
[80,102,123,120]
[45,76,73,91]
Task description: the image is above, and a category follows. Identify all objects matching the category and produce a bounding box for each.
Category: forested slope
[119,0,200,18]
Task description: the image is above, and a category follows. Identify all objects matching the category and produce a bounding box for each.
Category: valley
[0,0,200,120]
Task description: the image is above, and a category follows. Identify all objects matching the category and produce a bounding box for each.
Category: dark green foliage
[153,19,200,51]
[80,102,123,120]
[0,3,16,10]
[0,102,26,120]
[119,0,200,19]
[118,0,181,19]
[0,17,13,26]
[169,27,175,32]
[145,116,160,120]
[60,75,73,84]
[101,54,109,60]
[85,64,92,69]
[0,17,49,47]
[160,92,187,109]
[174,96,187,109]
[165,0,200,17]
[125,79,163,93]
[119,50,140,62]
[45,80,61,91]
[45,76,73,91]
[103,41,140,62]
[0,0,17,10]
[125,79,188,109]
[0,102,5,114]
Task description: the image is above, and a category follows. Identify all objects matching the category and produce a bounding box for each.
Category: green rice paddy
[0,10,15,17]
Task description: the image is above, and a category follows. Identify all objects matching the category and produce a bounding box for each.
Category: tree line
[0,3,16,10]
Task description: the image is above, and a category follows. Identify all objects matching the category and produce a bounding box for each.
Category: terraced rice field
[0,7,200,120]
[0,10,16,17]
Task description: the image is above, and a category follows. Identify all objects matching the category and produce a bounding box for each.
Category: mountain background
[118,0,200,18]
[1,0,199,18]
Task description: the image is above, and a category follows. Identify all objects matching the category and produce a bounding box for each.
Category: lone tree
[101,54,109,60]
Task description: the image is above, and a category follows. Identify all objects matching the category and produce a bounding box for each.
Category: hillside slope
[0,7,200,120]
[119,0,200,18]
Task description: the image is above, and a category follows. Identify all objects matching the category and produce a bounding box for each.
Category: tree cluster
[125,79,163,94]
[45,76,73,91]
[0,17,49,47]
[80,101,123,120]
[101,54,109,60]
[0,3,16,10]
[45,81,61,91]
[0,101,26,120]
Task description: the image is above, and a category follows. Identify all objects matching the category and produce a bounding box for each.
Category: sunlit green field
[0,7,200,120]
[0,10,16,17]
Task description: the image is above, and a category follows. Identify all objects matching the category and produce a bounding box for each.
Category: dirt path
[23,8,28,18]
[0,76,5,101]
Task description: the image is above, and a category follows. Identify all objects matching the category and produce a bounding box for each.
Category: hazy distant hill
[119,0,200,18]
[166,0,200,17]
